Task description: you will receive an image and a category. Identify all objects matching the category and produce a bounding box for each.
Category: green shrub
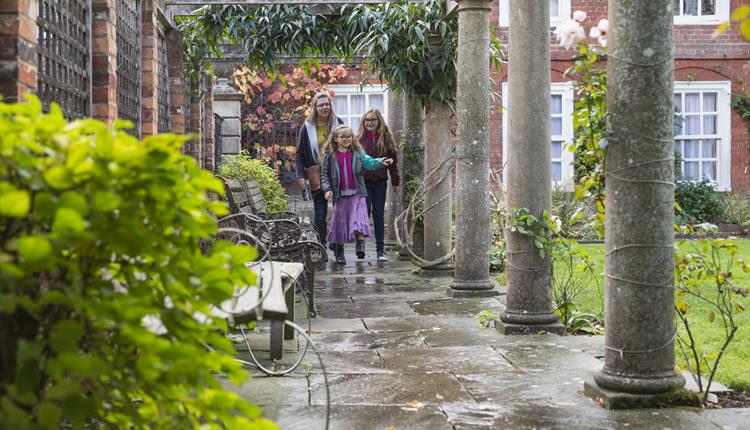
[675,180,723,224]
[718,191,750,226]
[217,154,288,213]
[0,98,276,429]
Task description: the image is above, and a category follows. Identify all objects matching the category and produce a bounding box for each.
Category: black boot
[355,239,365,259]
[335,244,346,265]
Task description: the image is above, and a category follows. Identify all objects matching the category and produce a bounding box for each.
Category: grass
[498,239,750,390]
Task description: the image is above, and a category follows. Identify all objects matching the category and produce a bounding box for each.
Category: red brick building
[488,0,749,192]
[0,0,215,169]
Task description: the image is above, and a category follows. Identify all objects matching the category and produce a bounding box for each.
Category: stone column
[421,97,454,275]
[585,0,685,406]
[399,91,425,259]
[385,92,404,248]
[497,0,562,332]
[212,78,243,157]
[451,0,495,294]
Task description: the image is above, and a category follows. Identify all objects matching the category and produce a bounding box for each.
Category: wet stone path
[220,243,749,429]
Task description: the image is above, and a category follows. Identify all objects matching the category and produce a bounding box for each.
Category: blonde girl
[357,108,400,261]
[321,125,393,265]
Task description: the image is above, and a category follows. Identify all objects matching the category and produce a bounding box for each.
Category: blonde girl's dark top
[360,132,400,185]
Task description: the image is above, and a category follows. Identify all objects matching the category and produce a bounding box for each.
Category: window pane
[673,94,682,111]
[685,115,700,135]
[351,116,361,132]
[684,93,700,112]
[369,94,384,111]
[333,96,347,114]
[551,141,562,158]
[703,114,716,134]
[683,0,698,15]
[703,92,717,111]
[702,161,716,181]
[551,162,562,182]
[551,95,562,114]
[684,139,700,158]
[684,161,699,180]
[701,0,714,15]
[702,139,716,158]
[351,95,365,115]
[675,115,684,135]
[674,0,680,15]
[551,118,562,136]
[550,0,559,17]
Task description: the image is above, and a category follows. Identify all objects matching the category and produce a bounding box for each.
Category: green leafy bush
[217,154,288,213]
[718,191,750,227]
[0,98,276,429]
[675,180,723,224]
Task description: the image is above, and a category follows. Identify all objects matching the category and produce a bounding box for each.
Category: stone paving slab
[313,300,418,319]
[420,327,509,347]
[297,318,367,333]
[701,408,750,430]
[308,373,475,405]
[292,350,387,374]
[408,297,505,316]
[379,346,513,374]
[217,374,309,407]
[268,404,453,430]
[363,315,479,332]
[304,331,428,352]
[441,401,722,430]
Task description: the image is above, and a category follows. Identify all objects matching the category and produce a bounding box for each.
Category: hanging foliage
[178,0,504,103]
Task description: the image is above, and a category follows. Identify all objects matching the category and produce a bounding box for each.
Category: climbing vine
[178,0,503,102]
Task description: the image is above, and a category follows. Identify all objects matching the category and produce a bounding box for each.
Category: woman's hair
[306,91,338,125]
[323,125,362,159]
[356,108,396,156]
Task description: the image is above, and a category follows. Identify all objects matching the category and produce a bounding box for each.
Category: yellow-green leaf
[707,311,715,323]
[43,166,72,189]
[52,208,86,235]
[0,190,31,218]
[739,19,750,41]
[50,320,84,353]
[676,301,688,314]
[731,5,750,21]
[37,401,62,430]
[17,236,52,264]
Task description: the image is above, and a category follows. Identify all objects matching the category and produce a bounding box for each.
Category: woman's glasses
[337,135,354,140]
[364,118,378,123]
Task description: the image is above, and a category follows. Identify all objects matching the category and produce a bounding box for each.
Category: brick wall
[0,0,37,103]
[140,0,158,136]
[488,0,750,191]
[91,0,117,125]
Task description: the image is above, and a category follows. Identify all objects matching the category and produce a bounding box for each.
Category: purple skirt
[328,195,371,244]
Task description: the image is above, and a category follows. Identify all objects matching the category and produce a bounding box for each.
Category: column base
[495,320,565,335]
[447,286,502,298]
[583,377,699,409]
[593,368,686,395]
[418,265,454,278]
[450,277,496,291]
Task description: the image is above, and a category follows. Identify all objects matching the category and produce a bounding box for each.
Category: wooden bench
[242,179,317,241]
[218,176,326,318]
[213,260,304,360]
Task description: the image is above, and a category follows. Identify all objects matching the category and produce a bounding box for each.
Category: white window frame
[673,80,732,191]
[673,0,729,25]
[328,84,389,134]
[499,0,571,27]
[501,82,575,190]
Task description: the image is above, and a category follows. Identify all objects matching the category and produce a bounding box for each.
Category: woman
[357,108,400,261]
[295,92,344,247]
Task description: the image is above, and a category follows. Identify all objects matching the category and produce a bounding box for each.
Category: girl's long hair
[322,125,362,160]
[305,92,338,125]
[356,108,396,157]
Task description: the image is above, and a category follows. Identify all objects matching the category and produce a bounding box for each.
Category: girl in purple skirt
[321,125,393,265]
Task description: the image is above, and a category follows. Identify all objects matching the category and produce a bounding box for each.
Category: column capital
[456,0,492,12]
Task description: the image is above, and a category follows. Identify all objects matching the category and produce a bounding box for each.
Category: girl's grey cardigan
[321,150,387,202]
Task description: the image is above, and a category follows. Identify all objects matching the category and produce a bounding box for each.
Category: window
[329,84,389,133]
[501,82,575,189]
[673,0,729,25]
[674,81,731,190]
[499,0,571,27]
